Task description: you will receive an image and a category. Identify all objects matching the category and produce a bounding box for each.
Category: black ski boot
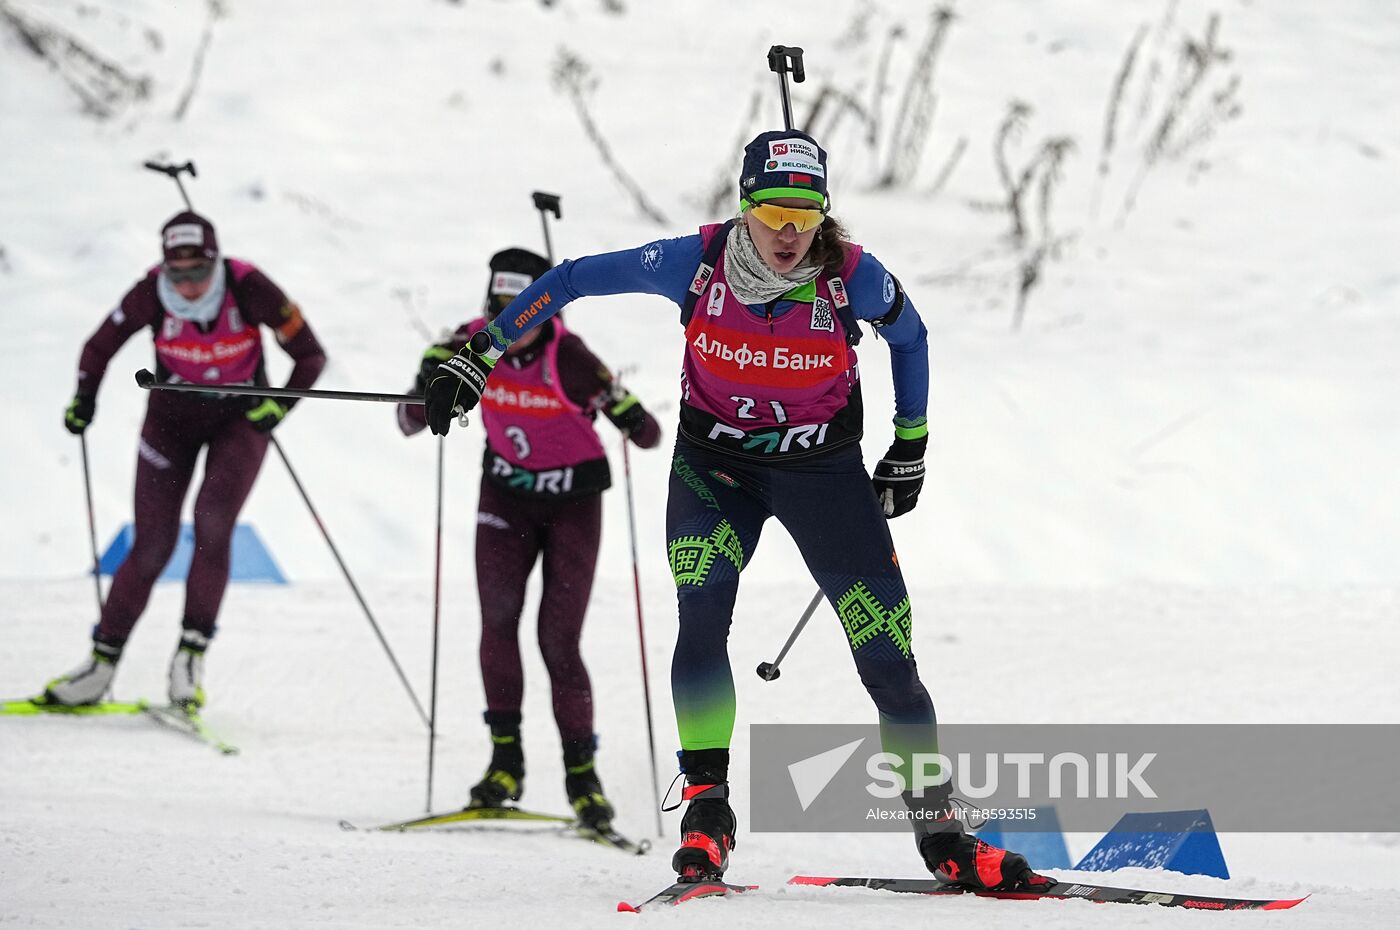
[910,790,1053,892]
[467,711,524,809]
[918,830,1053,891]
[563,736,615,831]
[671,749,737,882]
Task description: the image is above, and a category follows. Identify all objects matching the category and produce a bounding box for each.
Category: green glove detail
[246,397,290,433]
[418,344,456,387]
[64,394,96,435]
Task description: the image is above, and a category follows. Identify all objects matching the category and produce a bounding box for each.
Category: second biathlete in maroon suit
[45,211,326,709]
[398,247,659,830]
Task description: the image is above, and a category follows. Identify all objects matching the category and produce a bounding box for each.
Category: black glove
[245,397,290,433]
[64,394,96,435]
[872,434,927,518]
[418,344,455,387]
[602,382,647,436]
[424,331,500,436]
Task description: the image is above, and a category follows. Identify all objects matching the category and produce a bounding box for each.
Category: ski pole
[426,438,445,811]
[621,437,664,837]
[766,45,806,131]
[756,588,825,681]
[143,161,198,210]
[135,369,420,404]
[268,436,431,729]
[78,434,105,618]
[531,191,562,263]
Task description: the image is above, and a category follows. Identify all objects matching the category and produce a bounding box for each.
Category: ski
[577,824,650,856]
[341,806,649,855]
[788,875,1308,911]
[137,700,239,756]
[618,877,756,912]
[2,697,144,716]
[342,805,576,832]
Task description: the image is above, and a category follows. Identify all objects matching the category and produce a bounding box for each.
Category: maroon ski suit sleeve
[75,278,160,397]
[235,268,326,395]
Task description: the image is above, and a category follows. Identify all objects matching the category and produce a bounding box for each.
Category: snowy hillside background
[2,0,1397,927]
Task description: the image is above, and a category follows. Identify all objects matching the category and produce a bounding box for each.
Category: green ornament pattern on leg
[669,520,745,587]
[836,582,913,657]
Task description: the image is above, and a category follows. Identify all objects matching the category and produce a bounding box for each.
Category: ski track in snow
[4,581,1398,927]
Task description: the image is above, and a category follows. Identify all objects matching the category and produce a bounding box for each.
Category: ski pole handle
[143,161,198,210]
[767,45,805,82]
[531,191,562,219]
[135,369,422,404]
[766,45,806,130]
[143,160,198,179]
[532,191,562,264]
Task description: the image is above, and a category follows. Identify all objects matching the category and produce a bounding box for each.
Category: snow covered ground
[2,0,1398,926]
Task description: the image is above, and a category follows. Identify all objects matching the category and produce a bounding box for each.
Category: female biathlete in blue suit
[422,130,1051,892]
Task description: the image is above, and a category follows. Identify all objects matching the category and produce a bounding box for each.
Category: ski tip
[787,875,837,886]
[616,901,640,913]
[1262,895,1310,910]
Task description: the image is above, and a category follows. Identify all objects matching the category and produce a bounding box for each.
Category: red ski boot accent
[682,783,720,801]
[921,832,1052,892]
[680,832,728,869]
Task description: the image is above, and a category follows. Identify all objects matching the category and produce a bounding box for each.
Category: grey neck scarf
[157,259,227,325]
[724,220,821,306]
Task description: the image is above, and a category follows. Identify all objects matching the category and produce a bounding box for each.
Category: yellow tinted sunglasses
[744,198,828,234]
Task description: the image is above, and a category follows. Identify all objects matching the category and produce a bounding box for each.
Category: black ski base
[789,874,1308,910]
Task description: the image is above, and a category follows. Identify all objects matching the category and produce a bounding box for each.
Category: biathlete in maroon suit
[397,247,660,831]
[422,132,1053,893]
[45,211,326,710]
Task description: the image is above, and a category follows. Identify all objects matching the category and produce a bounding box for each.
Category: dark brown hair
[807,214,853,276]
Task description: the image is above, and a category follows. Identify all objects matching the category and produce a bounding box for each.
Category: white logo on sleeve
[641,241,665,272]
[882,273,895,306]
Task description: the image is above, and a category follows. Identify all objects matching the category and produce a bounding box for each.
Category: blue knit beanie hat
[738,129,829,207]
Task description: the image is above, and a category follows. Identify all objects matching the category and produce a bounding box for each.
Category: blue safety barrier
[1075,808,1228,879]
[97,522,287,583]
